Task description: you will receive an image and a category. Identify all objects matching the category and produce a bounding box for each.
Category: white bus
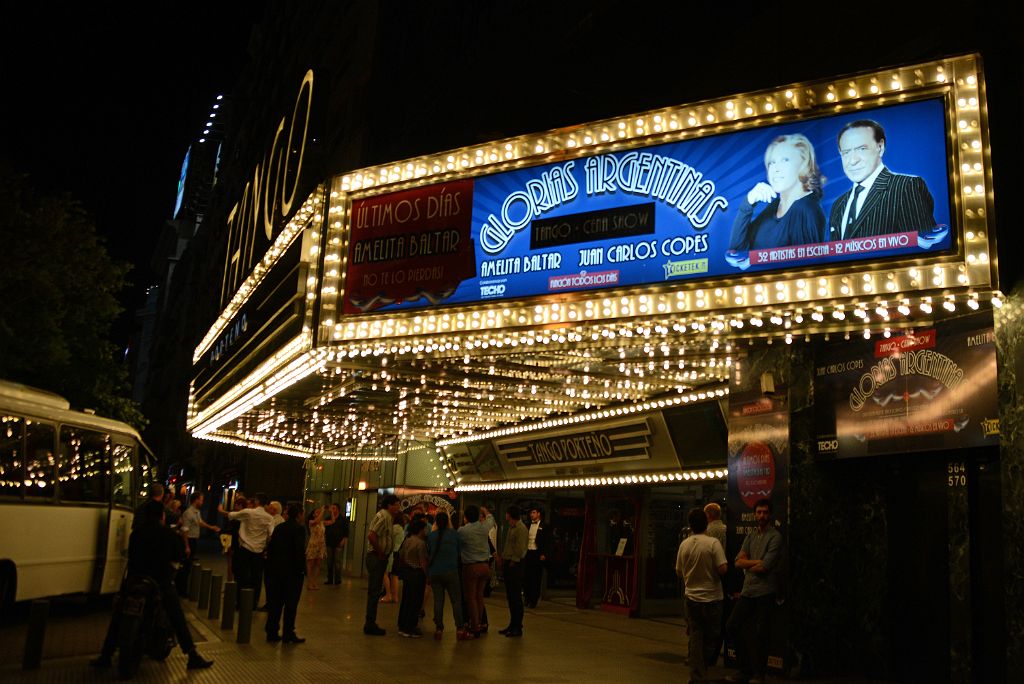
[0,380,154,612]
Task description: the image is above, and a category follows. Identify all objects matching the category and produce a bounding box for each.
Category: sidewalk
[1,554,880,683]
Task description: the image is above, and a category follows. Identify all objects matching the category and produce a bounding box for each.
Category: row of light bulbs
[193,190,323,365]
[333,60,974,193]
[198,94,224,144]
[454,469,728,493]
[437,386,727,447]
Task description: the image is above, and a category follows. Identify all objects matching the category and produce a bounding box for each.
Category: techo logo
[480,284,506,298]
[817,439,839,453]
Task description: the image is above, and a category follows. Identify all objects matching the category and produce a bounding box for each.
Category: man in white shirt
[220,492,273,608]
[676,508,728,683]
[523,507,550,608]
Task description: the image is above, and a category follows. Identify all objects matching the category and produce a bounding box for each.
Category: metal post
[237,588,253,644]
[208,575,223,620]
[221,581,236,630]
[22,599,48,670]
[198,568,212,610]
[188,562,202,601]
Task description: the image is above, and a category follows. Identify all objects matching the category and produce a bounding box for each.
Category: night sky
[1,4,262,344]
[3,2,1022,350]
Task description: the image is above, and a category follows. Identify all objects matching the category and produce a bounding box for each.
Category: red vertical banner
[344,179,476,313]
[726,387,790,672]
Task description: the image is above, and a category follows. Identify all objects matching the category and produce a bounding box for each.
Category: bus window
[24,420,55,498]
[1,415,24,497]
[111,443,134,507]
[58,426,109,503]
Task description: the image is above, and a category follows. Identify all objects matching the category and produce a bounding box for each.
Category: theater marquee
[340,97,954,313]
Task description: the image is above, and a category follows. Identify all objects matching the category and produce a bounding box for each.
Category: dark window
[58,426,109,503]
[111,443,134,507]
[25,421,55,498]
[1,415,24,497]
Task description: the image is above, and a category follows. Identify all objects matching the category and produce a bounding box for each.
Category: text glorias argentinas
[849,350,964,412]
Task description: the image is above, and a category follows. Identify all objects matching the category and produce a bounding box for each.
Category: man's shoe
[498,626,512,635]
[266,633,281,642]
[363,624,386,636]
[503,629,523,637]
[186,650,214,670]
[89,656,112,669]
[282,634,306,644]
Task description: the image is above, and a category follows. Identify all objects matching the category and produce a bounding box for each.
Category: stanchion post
[221,581,236,630]
[198,568,212,610]
[188,562,202,601]
[237,588,253,644]
[22,599,49,670]
[208,575,222,620]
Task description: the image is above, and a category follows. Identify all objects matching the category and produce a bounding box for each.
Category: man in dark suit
[265,502,307,644]
[828,119,936,241]
[523,507,551,609]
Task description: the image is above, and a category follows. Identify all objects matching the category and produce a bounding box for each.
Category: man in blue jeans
[364,494,401,635]
[726,499,783,684]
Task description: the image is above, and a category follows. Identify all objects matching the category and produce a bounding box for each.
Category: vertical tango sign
[220,69,315,306]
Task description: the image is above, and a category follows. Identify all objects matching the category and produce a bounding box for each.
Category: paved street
[1,554,879,683]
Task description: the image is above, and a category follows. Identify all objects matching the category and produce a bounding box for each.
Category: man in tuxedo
[828,119,936,241]
[523,507,551,608]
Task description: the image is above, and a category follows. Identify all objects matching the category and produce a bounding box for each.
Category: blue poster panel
[353,97,952,312]
[813,313,999,459]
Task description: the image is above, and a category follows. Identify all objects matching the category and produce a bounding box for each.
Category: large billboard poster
[345,97,952,313]
[813,313,999,459]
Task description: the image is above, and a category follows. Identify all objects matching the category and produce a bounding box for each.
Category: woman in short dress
[305,505,327,590]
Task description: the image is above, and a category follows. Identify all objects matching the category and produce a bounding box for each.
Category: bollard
[188,562,202,601]
[22,599,49,670]
[208,575,223,620]
[221,581,236,630]
[198,568,212,610]
[237,588,253,644]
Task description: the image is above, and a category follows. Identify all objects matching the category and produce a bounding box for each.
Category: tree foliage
[0,166,146,431]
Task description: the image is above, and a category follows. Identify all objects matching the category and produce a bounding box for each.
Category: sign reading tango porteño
[495,419,652,470]
[344,97,953,312]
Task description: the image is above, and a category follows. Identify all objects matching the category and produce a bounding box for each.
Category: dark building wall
[995,286,1024,674]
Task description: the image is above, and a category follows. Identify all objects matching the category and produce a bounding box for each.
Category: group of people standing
[124,486,351,653]
[675,500,782,684]
[363,496,551,641]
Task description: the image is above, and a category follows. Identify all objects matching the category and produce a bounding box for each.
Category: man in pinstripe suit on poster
[828,119,937,241]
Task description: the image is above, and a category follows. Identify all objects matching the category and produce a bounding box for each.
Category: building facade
[143,4,1024,680]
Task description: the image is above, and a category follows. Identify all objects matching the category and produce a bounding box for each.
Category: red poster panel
[344,180,476,313]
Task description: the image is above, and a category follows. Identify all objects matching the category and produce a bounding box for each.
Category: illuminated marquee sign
[344,97,952,313]
[221,69,315,307]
